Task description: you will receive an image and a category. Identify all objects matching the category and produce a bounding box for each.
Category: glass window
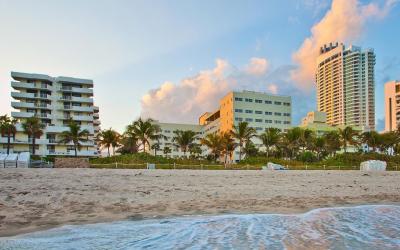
[245,110,253,114]
[235,97,243,101]
[255,110,262,114]
[245,98,253,102]
[265,100,272,104]
[245,118,253,122]
[274,101,282,105]
[255,99,262,103]
[255,119,262,123]
[235,109,243,113]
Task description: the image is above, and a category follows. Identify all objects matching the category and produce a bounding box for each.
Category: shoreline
[1,169,400,237]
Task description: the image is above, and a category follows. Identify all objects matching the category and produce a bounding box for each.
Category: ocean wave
[1,205,400,250]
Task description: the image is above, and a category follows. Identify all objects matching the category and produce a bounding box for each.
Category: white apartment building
[152,90,292,160]
[0,71,100,156]
[384,80,400,132]
[316,43,375,131]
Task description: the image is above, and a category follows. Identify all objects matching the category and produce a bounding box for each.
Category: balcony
[11,111,35,119]
[34,93,51,99]
[11,102,35,109]
[93,113,99,119]
[11,81,35,90]
[93,119,101,125]
[11,92,35,99]
[73,115,93,122]
[59,105,93,112]
[59,86,93,95]
[60,96,93,103]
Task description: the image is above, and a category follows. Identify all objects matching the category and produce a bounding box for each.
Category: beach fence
[89,162,400,171]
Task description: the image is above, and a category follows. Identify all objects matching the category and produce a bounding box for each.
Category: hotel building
[384,80,400,132]
[153,90,292,160]
[316,43,375,131]
[0,71,100,156]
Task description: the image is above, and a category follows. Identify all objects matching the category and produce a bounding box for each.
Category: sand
[0,168,400,237]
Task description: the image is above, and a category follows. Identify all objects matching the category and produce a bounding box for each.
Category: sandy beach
[0,168,400,237]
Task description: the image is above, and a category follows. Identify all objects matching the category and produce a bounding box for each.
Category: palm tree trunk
[142,140,146,153]
[238,143,242,161]
[266,145,269,158]
[7,134,11,154]
[107,146,110,157]
[75,145,78,157]
[32,137,36,155]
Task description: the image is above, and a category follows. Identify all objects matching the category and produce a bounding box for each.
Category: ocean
[1,205,399,250]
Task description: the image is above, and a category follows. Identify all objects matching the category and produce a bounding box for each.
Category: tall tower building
[316,43,375,130]
[0,71,100,156]
[384,80,400,132]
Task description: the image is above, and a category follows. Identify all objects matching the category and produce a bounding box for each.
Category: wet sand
[1,168,399,237]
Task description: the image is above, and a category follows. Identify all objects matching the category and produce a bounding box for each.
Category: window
[265,100,272,104]
[284,121,290,124]
[255,99,262,103]
[274,112,282,116]
[265,111,272,115]
[245,118,253,122]
[235,117,243,121]
[265,120,272,123]
[255,119,262,123]
[255,110,262,114]
[245,110,253,114]
[283,102,291,106]
[235,109,243,113]
[275,120,282,124]
[283,113,290,117]
[245,98,253,102]
[256,127,263,131]
[235,97,243,101]
[274,101,282,105]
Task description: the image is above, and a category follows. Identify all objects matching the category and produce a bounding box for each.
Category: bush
[297,151,317,163]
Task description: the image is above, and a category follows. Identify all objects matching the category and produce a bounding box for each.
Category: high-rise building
[316,43,375,131]
[153,90,292,161]
[384,80,400,132]
[0,71,100,156]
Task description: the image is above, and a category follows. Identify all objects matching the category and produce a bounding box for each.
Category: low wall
[54,158,90,168]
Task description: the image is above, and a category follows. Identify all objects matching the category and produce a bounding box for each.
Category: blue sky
[0,0,399,132]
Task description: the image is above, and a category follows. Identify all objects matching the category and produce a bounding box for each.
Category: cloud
[141,59,314,126]
[291,0,398,90]
[244,57,269,76]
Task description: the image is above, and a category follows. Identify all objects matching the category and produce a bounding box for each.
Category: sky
[0,0,399,132]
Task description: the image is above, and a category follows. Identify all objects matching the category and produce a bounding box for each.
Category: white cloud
[291,0,398,90]
[267,84,278,94]
[244,57,269,76]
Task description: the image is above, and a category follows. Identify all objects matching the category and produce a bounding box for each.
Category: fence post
[201,164,203,170]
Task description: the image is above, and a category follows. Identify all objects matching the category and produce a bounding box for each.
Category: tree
[231,122,256,161]
[97,128,119,157]
[259,127,280,157]
[312,136,326,160]
[299,128,315,152]
[361,131,380,152]
[172,130,198,156]
[379,132,399,155]
[189,144,202,159]
[59,120,90,157]
[324,131,341,156]
[163,146,172,158]
[0,115,17,154]
[220,132,237,166]
[338,126,359,153]
[21,116,45,155]
[242,140,258,157]
[129,118,160,153]
[280,127,302,159]
[119,125,139,154]
[200,133,222,161]
[151,142,161,156]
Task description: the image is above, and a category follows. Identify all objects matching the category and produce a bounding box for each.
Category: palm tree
[172,130,198,156]
[220,132,237,166]
[312,136,326,160]
[58,120,90,157]
[200,133,222,161]
[231,122,256,161]
[379,132,399,155]
[338,126,359,153]
[189,144,202,159]
[163,146,172,158]
[129,118,160,153]
[119,125,139,154]
[324,131,341,156]
[299,128,315,152]
[151,142,161,156]
[280,127,302,159]
[259,127,280,157]
[97,128,119,157]
[21,116,45,155]
[0,115,17,154]
[361,131,380,152]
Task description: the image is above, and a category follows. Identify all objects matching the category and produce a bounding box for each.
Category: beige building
[0,72,100,156]
[152,90,292,160]
[300,111,336,136]
[316,43,375,131]
[384,80,400,132]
